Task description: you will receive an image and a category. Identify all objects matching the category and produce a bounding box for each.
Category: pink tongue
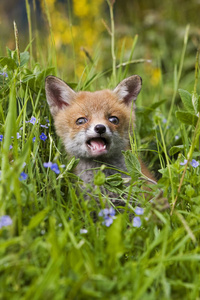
[90,138,105,151]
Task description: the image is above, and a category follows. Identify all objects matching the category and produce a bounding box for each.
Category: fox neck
[76,154,127,183]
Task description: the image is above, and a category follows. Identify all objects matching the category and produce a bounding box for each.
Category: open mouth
[86,137,108,155]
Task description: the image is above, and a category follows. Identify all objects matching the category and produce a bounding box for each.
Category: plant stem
[171,49,200,214]
[166,25,190,130]
[107,0,116,86]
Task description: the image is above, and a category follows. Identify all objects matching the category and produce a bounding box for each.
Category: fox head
[45,75,142,160]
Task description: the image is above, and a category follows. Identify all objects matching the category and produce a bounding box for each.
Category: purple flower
[32,137,36,142]
[51,163,60,174]
[180,159,199,168]
[43,162,53,168]
[0,135,3,142]
[134,206,144,215]
[16,132,21,139]
[80,229,88,234]
[98,207,116,227]
[190,159,199,168]
[0,215,12,228]
[40,124,49,129]
[0,72,8,78]
[40,133,47,141]
[43,162,60,174]
[180,159,188,166]
[133,216,142,228]
[19,172,28,181]
[29,116,37,125]
[9,145,13,150]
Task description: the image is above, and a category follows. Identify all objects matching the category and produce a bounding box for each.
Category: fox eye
[108,116,119,125]
[76,117,88,125]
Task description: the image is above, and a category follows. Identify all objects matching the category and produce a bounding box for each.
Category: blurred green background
[0,0,199,92]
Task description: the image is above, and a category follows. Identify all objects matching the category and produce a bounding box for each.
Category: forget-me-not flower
[0,215,12,229]
[40,124,49,129]
[43,162,60,174]
[98,207,116,227]
[29,116,37,125]
[180,159,199,168]
[0,135,3,142]
[190,159,199,168]
[80,229,88,234]
[133,216,142,228]
[0,72,8,78]
[19,172,28,181]
[134,206,144,215]
[17,132,21,139]
[40,133,47,141]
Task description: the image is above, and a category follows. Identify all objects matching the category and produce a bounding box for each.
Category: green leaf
[94,170,106,186]
[178,89,194,112]
[28,207,50,230]
[169,145,184,156]
[105,173,123,187]
[185,185,195,197]
[122,150,141,180]
[66,156,79,172]
[192,92,199,114]
[176,111,198,126]
[0,57,17,70]
[149,99,167,110]
[106,215,124,264]
[20,51,30,67]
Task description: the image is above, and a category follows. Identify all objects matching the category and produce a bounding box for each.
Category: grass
[0,2,200,299]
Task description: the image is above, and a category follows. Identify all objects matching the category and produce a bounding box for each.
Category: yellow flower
[40,0,104,76]
[151,67,161,86]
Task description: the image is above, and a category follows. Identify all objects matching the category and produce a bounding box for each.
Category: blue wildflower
[163,118,167,124]
[0,215,12,229]
[40,124,48,129]
[16,132,21,139]
[19,172,28,181]
[29,116,37,125]
[43,162,60,174]
[32,137,36,142]
[0,72,8,78]
[180,159,199,168]
[43,162,53,168]
[51,163,60,174]
[134,206,144,215]
[40,133,47,141]
[98,207,116,227]
[0,135,3,142]
[9,145,13,150]
[190,159,199,168]
[180,159,188,166]
[133,216,142,228]
[80,229,88,234]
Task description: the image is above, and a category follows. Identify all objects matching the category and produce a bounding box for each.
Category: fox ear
[45,76,76,116]
[113,75,142,105]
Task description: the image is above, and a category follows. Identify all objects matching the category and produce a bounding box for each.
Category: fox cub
[45,75,154,184]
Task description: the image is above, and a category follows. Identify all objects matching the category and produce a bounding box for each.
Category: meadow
[0,0,200,299]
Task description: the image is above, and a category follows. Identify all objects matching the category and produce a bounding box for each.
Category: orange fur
[45,75,155,187]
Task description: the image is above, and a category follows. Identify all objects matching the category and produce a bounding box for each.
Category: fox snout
[94,124,106,135]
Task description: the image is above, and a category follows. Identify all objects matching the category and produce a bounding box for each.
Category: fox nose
[94,124,106,134]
